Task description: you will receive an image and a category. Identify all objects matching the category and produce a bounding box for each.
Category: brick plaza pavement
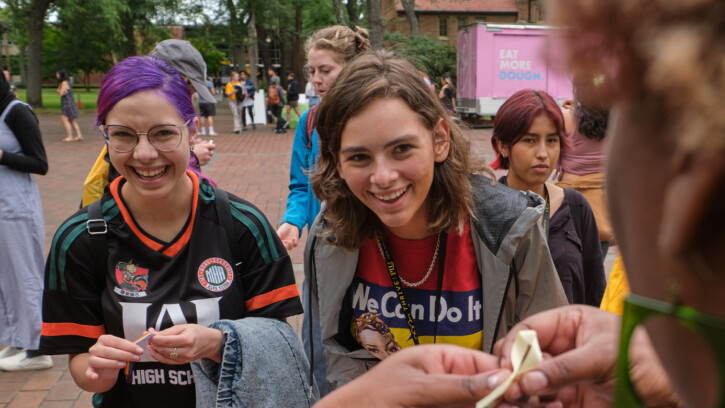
[1,106,615,407]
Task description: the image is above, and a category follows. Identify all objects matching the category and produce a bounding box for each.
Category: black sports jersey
[40,172,302,407]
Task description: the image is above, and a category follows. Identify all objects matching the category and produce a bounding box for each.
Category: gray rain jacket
[304,174,568,389]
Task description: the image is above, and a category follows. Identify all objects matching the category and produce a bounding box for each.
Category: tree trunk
[400,0,418,36]
[292,5,303,88]
[332,0,346,25]
[18,44,26,87]
[256,24,272,81]
[247,13,258,87]
[27,0,53,108]
[367,0,384,50]
[118,11,137,59]
[346,0,359,27]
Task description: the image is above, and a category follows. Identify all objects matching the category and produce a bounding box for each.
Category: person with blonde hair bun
[276,24,370,396]
[306,51,567,389]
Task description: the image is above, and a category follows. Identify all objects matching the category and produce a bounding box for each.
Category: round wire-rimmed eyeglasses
[99,119,191,153]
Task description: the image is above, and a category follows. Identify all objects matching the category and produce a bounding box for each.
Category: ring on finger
[170,347,179,360]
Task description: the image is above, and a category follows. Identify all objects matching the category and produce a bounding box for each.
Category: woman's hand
[192,137,216,166]
[316,344,510,408]
[276,223,300,250]
[147,324,224,364]
[86,334,144,381]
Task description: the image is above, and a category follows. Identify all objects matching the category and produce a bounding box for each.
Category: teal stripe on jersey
[58,223,90,291]
[230,201,279,260]
[48,213,88,290]
[48,200,119,291]
[230,206,271,264]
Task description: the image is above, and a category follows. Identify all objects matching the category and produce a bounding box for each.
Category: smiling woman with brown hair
[306,51,567,390]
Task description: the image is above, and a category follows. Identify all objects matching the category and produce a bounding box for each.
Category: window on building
[457,17,467,29]
[439,17,448,37]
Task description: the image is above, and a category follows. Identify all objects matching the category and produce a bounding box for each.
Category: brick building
[382,0,544,47]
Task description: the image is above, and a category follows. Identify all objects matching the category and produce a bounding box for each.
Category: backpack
[268,85,280,105]
[234,84,245,101]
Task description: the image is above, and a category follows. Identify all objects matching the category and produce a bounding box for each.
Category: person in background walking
[438,73,456,116]
[198,77,216,136]
[284,70,300,129]
[240,71,256,131]
[0,68,53,371]
[56,69,83,142]
[225,71,243,133]
[268,76,286,133]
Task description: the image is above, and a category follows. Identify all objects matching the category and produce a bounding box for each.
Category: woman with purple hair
[38,56,303,407]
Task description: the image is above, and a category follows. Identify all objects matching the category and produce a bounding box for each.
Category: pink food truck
[457,23,572,117]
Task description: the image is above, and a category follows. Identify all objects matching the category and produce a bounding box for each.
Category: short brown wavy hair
[311,51,491,249]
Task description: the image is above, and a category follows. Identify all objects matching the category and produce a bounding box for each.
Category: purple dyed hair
[95,56,196,130]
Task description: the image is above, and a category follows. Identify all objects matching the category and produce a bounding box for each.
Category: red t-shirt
[351,220,483,355]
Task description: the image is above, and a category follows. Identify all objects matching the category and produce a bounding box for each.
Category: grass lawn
[17,88,99,114]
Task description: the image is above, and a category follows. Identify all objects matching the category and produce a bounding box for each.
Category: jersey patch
[114,261,149,297]
[197,258,234,292]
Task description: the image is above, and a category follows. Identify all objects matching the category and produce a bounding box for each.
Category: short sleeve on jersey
[40,202,115,354]
[225,194,302,318]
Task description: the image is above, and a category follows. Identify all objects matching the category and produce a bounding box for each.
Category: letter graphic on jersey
[114,261,149,297]
[197,258,234,292]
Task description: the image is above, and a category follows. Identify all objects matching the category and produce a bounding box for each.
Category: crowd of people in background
[2,0,723,404]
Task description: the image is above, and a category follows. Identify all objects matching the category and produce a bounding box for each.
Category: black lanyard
[377,232,448,345]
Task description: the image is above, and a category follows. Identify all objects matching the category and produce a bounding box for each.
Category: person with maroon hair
[491,89,606,306]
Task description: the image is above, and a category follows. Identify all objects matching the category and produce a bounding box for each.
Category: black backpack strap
[86,199,108,281]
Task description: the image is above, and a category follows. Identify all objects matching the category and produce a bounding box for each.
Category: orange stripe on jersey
[163,170,199,257]
[41,322,105,338]
[246,284,300,311]
[110,177,163,252]
[110,171,199,257]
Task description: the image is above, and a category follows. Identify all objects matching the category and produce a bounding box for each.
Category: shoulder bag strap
[86,199,108,285]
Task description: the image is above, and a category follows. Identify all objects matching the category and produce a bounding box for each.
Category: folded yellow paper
[476,330,542,408]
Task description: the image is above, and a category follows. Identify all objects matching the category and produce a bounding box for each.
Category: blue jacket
[281,110,320,235]
[192,318,319,408]
[242,78,256,98]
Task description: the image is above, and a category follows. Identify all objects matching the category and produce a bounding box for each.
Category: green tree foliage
[48,0,127,89]
[385,31,456,85]
[301,0,336,36]
[188,37,225,78]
